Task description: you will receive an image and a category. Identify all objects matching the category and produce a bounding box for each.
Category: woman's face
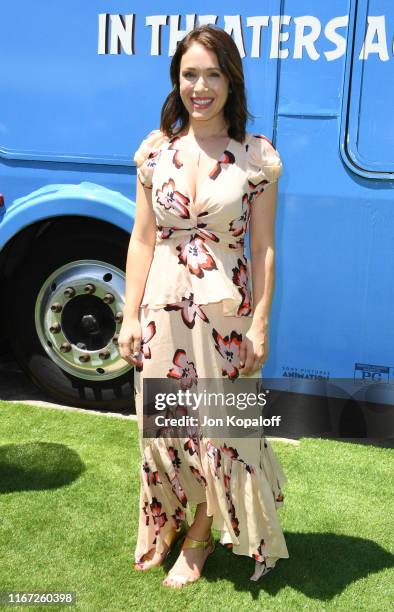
[179,42,230,125]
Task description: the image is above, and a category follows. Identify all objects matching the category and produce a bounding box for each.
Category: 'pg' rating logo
[354,362,391,384]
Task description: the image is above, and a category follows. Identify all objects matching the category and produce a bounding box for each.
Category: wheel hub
[35,260,132,381]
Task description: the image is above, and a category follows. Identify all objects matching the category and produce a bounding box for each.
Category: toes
[163,573,193,588]
[134,561,150,571]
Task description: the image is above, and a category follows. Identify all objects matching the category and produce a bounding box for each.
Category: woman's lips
[191,97,214,108]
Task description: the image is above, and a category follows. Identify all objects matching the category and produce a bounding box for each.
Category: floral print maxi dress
[132,128,289,571]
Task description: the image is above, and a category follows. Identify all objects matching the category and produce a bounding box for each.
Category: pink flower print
[161,404,197,440]
[171,506,186,530]
[230,509,240,536]
[142,501,150,526]
[212,329,242,380]
[167,446,182,471]
[150,497,168,532]
[232,258,252,316]
[190,466,207,487]
[149,471,162,485]
[184,435,199,457]
[167,348,198,390]
[135,321,156,372]
[164,295,210,329]
[248,178,269,204]
[168,136,184,169]
[253,133,274,146]
[228,238,245,250]
[156,178,190,219]
[206,440,222,477]
[222,475,240,537]
[176,235,218,278]
[220,443,240,461]
[165,473,188,508]
[209,150,235,180]
[145,149,161,170]
[252,539,267,562]
[229,193,251,238]
[142,460,162,485]
[164,403,188,421]
[229,215,244,239]
[195,221,220,243]
[157,225,177,239]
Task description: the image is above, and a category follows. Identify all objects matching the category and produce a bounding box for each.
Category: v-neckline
[167,134,234,206]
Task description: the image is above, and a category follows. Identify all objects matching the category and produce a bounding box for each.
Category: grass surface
[0,401,393,611]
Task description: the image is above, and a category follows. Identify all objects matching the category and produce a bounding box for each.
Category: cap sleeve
[133,129,167,189]
[247,133,283,187]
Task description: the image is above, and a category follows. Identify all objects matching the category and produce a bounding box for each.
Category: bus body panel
[0,1,393,416]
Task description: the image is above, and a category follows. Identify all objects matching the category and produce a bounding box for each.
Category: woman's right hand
[118,317,142,365]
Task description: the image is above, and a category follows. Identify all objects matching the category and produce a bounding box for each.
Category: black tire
[4,219,135,412]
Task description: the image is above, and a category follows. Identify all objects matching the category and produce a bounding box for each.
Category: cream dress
[132,128,289,574]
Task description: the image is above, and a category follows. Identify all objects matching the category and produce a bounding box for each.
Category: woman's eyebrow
[182,66,220,71]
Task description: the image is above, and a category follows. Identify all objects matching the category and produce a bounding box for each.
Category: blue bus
[0,1,393,436]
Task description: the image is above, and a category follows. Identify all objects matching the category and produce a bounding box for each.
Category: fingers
[239,340,247,371]
[239,342,254,375]
[132,335,142,360]
[239,342,266,376]
[119,331,142,365]
[119,344,135,365]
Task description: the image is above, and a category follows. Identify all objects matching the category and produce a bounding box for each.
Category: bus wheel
[5,220,136,412]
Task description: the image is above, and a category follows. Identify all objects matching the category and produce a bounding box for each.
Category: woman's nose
[194,75,209,91]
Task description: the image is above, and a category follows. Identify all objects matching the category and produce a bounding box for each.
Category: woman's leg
[188,502,213,539]
[162,501,214,587]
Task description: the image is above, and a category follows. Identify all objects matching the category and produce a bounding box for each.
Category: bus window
[343,0,394,176]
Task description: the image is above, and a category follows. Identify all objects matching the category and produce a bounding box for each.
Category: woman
[119,24,289,588]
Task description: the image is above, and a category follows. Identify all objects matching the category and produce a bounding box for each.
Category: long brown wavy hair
[160,25,255,144]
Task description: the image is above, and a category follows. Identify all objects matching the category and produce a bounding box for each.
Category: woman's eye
[182,71,221,78]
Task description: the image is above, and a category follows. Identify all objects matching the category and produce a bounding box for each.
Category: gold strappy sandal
[162,530,215,588]
[133,521,187,571]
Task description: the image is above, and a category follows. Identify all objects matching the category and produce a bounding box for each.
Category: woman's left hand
[239,322,269,375]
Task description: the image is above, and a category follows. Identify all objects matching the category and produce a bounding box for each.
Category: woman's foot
[134,523,186,571]
[162,529,215,588]
[134,547,166,571]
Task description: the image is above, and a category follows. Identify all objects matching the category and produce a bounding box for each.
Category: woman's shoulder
[244,131,283,185]
[133,128,170,167]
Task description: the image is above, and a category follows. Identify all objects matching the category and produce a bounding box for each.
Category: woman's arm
[239,182,278,375]
[119,177,157,363]
[123,177,157,318]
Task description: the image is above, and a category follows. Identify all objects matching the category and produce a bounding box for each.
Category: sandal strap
[163,521,187,549]
[182,531,213,550]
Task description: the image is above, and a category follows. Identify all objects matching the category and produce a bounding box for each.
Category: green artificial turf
[0,401,393,611]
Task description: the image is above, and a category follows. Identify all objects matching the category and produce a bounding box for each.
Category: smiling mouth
[191,97,214,108]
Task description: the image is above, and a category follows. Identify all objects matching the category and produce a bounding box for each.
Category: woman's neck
[184,118,229,141]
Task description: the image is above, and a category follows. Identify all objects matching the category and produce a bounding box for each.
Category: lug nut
[84,283,96,294]
[79,354,90,363]
[103,293,115,304]
[99,349,111,360]
[60,342,72,353]
[115,311,123,323]
[64,287,76,298]
[50,303,62,313]
[49,323,61,333]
